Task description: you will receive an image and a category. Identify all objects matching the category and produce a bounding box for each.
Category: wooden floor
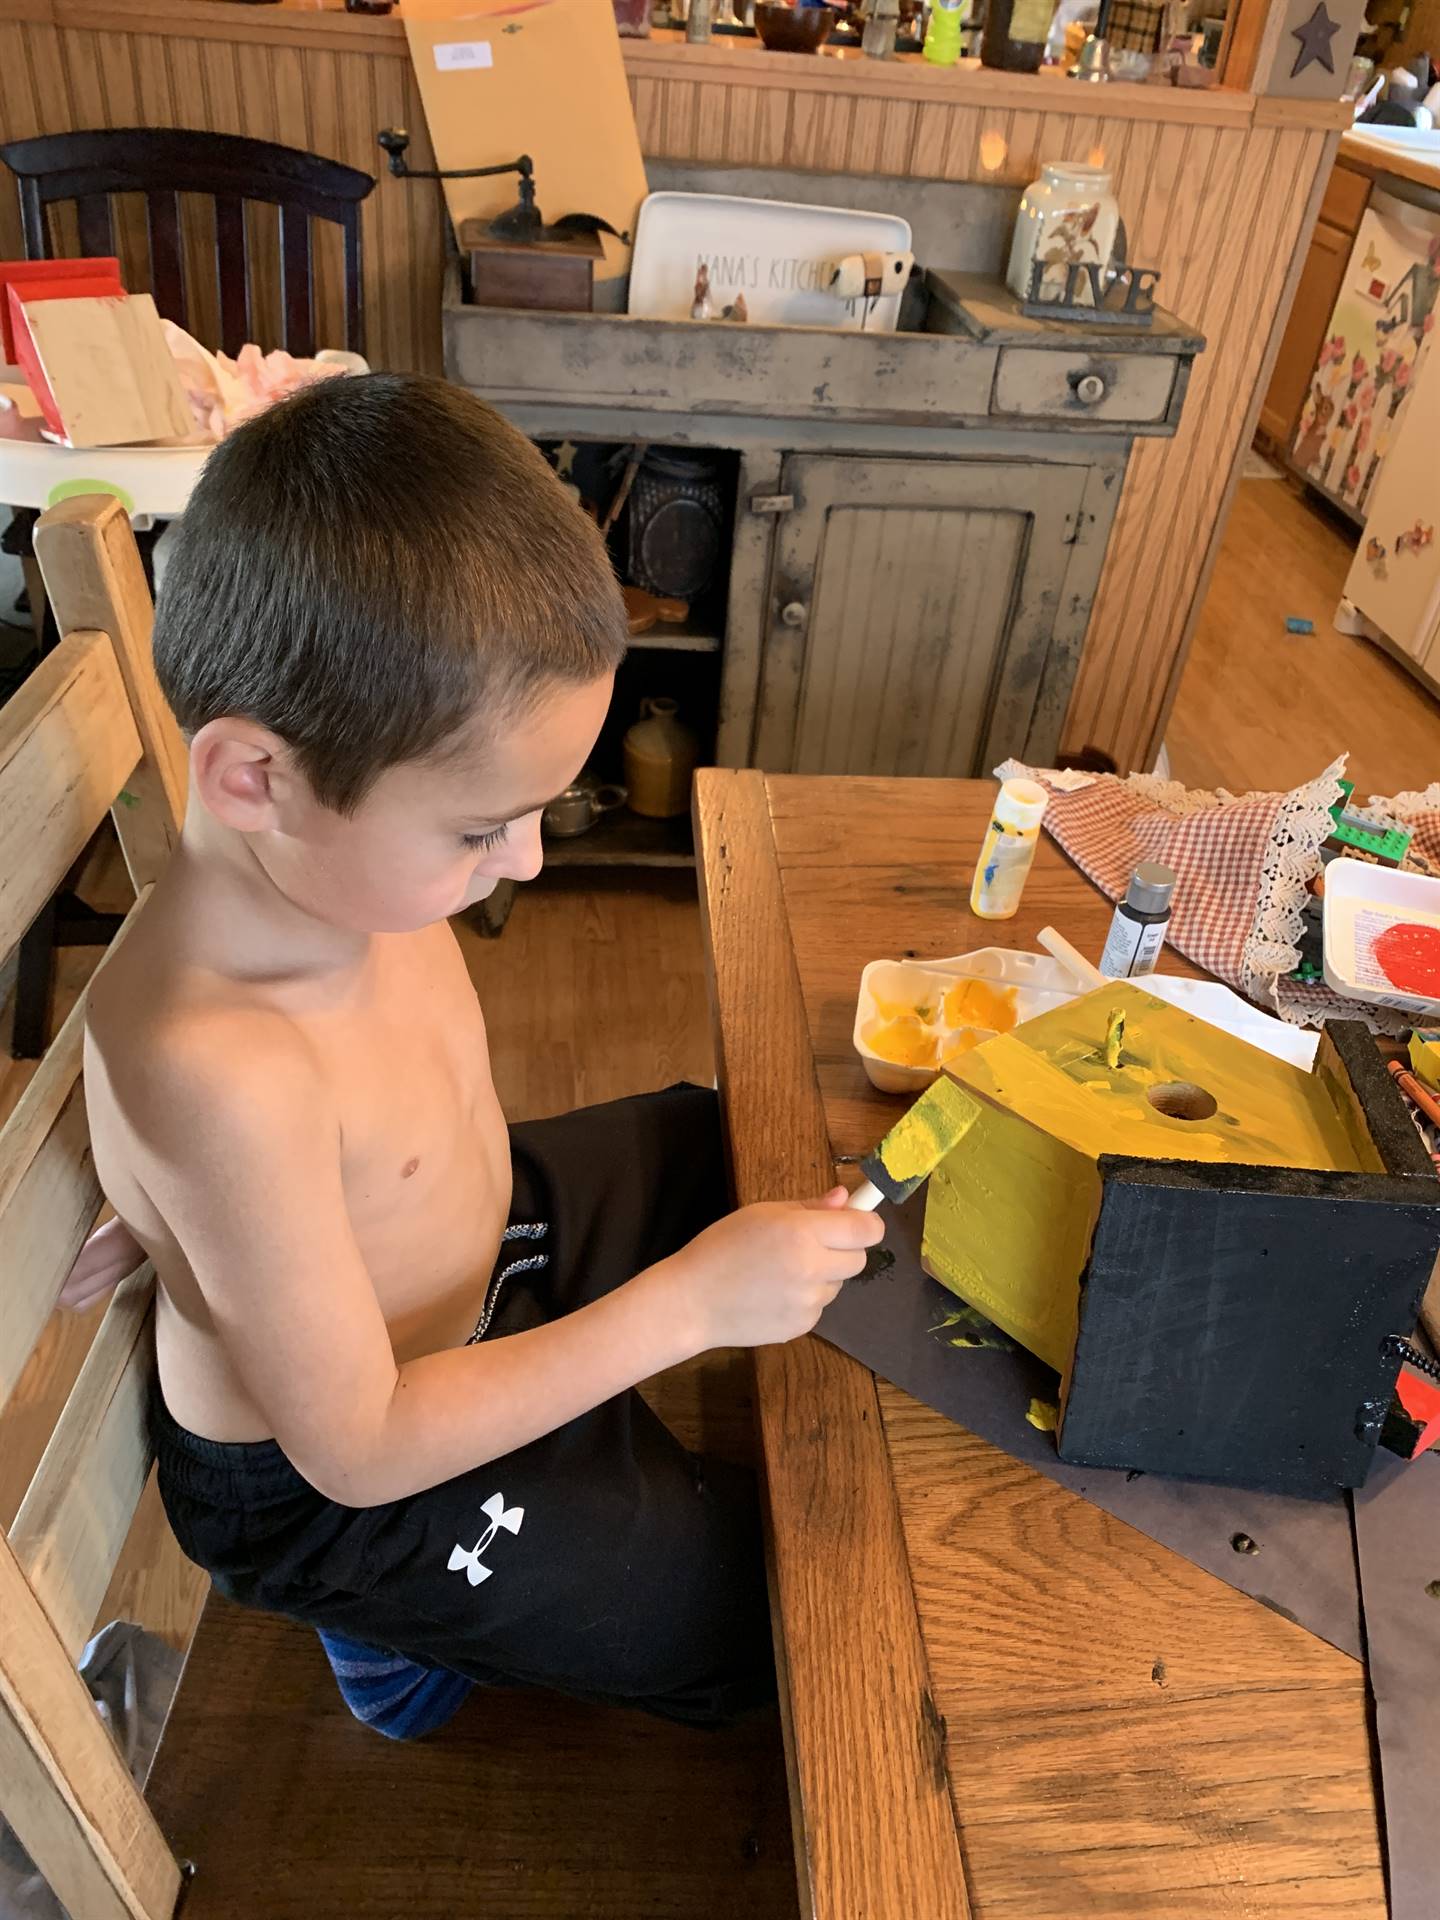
[1166,476,1440,797]
[3,475,1436,1916]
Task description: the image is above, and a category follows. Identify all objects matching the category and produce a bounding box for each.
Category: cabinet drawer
[992,348,1177,424]
[1320,161,1371,236]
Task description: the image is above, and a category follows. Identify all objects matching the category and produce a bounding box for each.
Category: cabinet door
[1259,218,1352,449]
[757,455,1088,777]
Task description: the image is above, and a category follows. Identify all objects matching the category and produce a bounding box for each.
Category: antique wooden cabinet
[443,167,1204,869]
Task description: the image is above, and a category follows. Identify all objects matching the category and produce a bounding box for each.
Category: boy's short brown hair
[153,373,628,812]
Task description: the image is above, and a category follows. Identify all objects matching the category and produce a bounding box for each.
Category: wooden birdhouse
[919,983,1440,1493]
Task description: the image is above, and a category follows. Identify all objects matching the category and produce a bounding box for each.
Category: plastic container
[1322,857,1440,1018]
[970,777,1049,920]
[922,0,965,65]
[1099,861,1176,978]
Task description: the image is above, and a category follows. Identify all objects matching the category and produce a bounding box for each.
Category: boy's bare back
[86,837,512,1447]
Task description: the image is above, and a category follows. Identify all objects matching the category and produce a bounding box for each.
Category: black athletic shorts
[152,1085,775,1727]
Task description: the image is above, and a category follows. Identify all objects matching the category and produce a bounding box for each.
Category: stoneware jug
[623,697,700,819]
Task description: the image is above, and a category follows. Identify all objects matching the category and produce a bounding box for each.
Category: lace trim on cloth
[1244,756,1347,1022]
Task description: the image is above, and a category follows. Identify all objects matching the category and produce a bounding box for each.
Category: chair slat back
[33,496,187,892]
[0,126,374,357]
[10,1264,158,1659]
[0,632,142,961]
[0,1529,182,1920]
[0,495,188,1920]
[0,899,146,1413]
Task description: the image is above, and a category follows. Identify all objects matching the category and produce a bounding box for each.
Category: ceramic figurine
[691,263,713,321]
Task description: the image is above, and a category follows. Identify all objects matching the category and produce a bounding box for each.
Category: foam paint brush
[847,1075,983,1211]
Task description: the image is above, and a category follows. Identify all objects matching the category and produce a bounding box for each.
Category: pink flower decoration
[1379,347,1397,372]
[1425,312,1436,335]
[1351,354,1367,381]
[1339,402,1357,426]
[1397,360,1413,388]
[1345,465,1362,491]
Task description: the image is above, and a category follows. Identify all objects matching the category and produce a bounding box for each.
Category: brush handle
[846,1178,885,1212]
[1037,925,1107,991]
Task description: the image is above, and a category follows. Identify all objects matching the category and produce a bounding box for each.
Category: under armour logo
[447,1492,525,1587]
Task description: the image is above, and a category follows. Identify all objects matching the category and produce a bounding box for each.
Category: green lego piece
[1326,779,1411,865]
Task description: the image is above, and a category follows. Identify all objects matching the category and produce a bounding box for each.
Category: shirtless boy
[74,375,883,1734]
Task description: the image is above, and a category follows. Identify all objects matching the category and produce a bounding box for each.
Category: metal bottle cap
[1127,862,1175,914]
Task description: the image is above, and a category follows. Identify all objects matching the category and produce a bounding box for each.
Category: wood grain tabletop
[695,768,1383,1920]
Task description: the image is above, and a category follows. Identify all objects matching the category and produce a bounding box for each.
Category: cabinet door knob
[780,600,808,628]
[1072,371,1108,406]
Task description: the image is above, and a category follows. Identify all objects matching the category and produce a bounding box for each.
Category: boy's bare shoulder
[86,927,330,1152]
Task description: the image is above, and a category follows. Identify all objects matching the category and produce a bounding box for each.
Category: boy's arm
[127,1021,701,1506]
[126,1020,879,1508]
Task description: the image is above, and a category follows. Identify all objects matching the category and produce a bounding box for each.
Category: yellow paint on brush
[1026,1398,1059,1433]
[876,1076,983,1185]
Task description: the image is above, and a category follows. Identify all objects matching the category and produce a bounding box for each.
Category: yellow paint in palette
[921,980,1372,1373]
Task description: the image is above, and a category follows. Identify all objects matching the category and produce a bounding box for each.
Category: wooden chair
[0,127,373,1056]
[0,493,194,1920]
[0,125,375,358]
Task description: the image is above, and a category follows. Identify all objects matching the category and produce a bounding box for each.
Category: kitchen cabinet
[753,455,1094,777]
[1260,156,1372,448]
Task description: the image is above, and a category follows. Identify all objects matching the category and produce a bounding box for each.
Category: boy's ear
[190,718,303,834]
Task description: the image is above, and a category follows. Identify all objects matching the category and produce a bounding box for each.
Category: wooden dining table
[693,768,1385,1920]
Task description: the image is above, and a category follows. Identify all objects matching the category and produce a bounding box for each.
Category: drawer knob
[1072,371,1108,407]
[781,600,808,628]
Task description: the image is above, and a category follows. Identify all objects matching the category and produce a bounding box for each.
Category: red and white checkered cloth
[997,758,1440,1030]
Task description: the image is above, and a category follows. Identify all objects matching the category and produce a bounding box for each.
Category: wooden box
[920,988,1440,1491]
[459,223,602,314]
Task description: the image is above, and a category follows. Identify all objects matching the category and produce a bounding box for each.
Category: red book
[0,256,123,362]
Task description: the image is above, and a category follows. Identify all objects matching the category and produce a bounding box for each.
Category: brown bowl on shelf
[754,2,835,50]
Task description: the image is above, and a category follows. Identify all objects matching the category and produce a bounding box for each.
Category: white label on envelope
[434,40,494,70]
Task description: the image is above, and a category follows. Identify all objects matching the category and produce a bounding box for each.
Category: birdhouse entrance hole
[1146,1082,1218,1122]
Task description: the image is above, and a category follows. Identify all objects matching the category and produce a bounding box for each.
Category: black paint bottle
[1099,862,1176,978]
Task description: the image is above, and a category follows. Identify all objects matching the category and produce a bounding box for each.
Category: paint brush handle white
[847,1178,885,1212]
[1037,925,1106,991]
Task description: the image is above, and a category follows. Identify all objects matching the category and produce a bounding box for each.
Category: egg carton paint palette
[854,949,1079,1094]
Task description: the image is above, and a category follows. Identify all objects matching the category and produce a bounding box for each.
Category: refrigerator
[1290,186,1440,524]
[1343,318,1440,684]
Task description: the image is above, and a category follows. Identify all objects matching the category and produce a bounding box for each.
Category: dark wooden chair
[0,125,374,357]
[0,127,374,1055]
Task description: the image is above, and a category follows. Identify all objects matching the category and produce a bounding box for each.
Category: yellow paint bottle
[970,777,1049,920]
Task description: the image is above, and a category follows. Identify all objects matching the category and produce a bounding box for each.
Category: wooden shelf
[541,810,695,869]
[628,621,722,654]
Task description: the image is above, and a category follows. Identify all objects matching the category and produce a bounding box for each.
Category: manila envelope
[402,0,646,281]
